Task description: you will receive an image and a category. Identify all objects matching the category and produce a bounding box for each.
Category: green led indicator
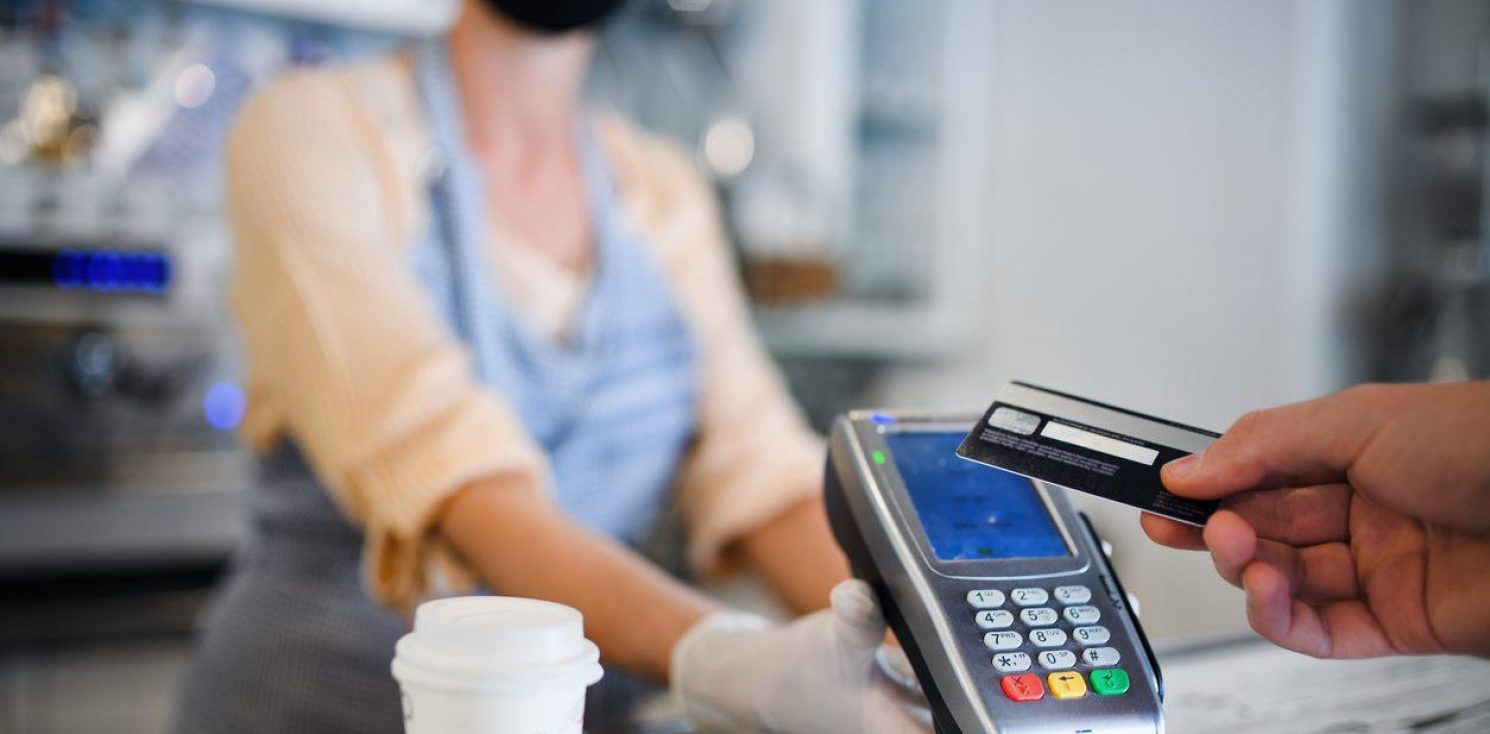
[872,450,887,465]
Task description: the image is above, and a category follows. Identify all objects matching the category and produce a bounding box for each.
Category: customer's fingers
[1140,512,1206,550]
[1241,563,1396,659]
[1221,484,1352,546]
[1201,511,1258,587]
[1203,511,1360,602]
[1161,389,1385,501]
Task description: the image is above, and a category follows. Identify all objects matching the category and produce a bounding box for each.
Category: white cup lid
[393,596,602,692]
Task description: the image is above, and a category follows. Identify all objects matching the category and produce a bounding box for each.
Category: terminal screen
[883,431,1069,561]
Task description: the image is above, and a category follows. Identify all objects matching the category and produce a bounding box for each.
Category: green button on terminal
[1089,668,1130,696]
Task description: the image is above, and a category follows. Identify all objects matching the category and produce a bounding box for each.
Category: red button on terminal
[1000,673,1045,702]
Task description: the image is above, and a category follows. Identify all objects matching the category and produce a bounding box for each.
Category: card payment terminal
[824,412,1164,734]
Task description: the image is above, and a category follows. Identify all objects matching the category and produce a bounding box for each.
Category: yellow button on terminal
[1047,671,1087,700]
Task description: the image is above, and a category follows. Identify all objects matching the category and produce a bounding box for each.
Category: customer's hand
[672,579,931,734]
[1143,382,1490,659]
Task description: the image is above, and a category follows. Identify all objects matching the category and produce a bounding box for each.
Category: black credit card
[957,381,1219,526]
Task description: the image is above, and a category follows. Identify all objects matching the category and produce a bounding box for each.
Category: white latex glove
[671,579,932,734]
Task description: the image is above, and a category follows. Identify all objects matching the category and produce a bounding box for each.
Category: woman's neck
[446,2,594,162]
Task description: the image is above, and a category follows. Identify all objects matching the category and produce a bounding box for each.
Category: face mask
[481,0,626,34]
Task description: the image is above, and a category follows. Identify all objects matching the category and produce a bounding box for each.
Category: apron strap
[414,40,503,382]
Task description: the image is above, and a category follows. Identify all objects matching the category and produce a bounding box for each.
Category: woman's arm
[438,475,716,681]
[735,498,850,615]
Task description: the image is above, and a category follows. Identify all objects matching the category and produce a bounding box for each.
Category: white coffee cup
[392,596,603,734]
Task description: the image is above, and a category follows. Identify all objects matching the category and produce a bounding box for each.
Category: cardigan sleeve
[226,69,552,608]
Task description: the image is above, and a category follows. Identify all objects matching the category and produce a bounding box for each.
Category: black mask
[481,0,626,34]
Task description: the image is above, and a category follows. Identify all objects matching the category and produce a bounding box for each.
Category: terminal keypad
[970,583,1133,704]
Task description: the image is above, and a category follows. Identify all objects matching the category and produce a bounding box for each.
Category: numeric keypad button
[1081,647,1122,667]
[966,589,1006,609]
[1000,673,1045,702]
[974,610,1014,629]
[1047,671,1087,700]
[1072,625,1111,646]
[1010,588,1049,607]
[1036,650,1076,670]
[1053,585,1092,605]
[1090,668,1130,697]
[1063,605,1102,625]
[1029,628,1068,648]
[983,631,1023,651]
[1019,607,1058,627]
[992,651,1031,672]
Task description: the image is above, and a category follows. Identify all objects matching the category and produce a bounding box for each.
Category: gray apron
[176,41,700,733]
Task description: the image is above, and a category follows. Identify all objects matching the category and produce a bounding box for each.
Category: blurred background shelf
[755,302,965,361]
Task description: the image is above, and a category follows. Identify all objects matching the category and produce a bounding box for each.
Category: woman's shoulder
[595,113,723,267]
[233,64,349,145]
[232,54,421,157]
[600,115,715,205]
[227,54,428,245]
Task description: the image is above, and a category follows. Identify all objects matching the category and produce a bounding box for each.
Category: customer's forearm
[438,476,717,683]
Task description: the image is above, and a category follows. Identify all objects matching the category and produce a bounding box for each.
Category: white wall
[877,0,1396,644]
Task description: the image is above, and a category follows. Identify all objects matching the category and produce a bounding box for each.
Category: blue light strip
[51,249,173,294]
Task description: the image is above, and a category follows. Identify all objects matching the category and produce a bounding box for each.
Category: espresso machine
[0,1,264,646]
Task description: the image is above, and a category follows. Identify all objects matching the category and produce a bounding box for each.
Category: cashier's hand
[672,579,931,734]
[1143,381,1490,659]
